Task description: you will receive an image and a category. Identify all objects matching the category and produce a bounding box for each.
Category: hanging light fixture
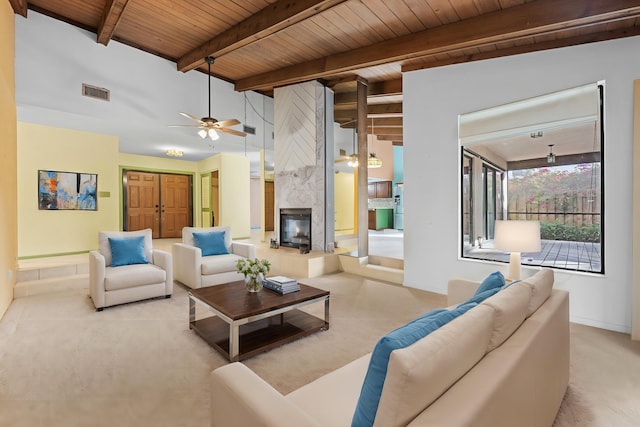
[367,119,382,168]
[348,127,358,167]
[547,144,556,164]
[367,152,382,168]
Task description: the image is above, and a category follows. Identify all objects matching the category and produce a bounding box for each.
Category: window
[459,83,604,274]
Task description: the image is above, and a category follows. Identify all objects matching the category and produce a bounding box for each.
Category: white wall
[404,35,640,333]
[15,11,274,164]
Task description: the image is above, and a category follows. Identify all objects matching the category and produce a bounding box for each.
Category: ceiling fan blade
[179,112,205,124]
[218,127,247,137]
[213,119,241,128]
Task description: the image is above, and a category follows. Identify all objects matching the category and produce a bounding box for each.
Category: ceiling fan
[169,56,247,141]
[335,149,358,167]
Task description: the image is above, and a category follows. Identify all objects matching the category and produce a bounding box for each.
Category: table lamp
[493,220,541,280]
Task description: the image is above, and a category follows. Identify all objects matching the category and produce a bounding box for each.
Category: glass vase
[245,273,263,293]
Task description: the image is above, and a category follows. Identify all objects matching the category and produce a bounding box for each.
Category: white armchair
[89,228,173,311]
[172,226,256,289]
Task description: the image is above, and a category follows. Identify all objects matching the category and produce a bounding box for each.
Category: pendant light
[547,144,556,164]
[367,119,382,168]
[348,127,359,167]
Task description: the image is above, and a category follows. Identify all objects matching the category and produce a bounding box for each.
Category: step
[14,274,89,298]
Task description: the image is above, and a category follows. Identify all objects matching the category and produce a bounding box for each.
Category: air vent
[243,125,256,135]
[82,83,110,101]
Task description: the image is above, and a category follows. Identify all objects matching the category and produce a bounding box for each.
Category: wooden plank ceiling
[11,0,640,145]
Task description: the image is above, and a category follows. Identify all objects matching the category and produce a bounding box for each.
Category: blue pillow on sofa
[474,271,506,295]
[351,303,478,427]
[192,231,229,256]
[108,236,148,267]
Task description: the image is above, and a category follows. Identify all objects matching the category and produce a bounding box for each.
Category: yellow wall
[198,153,250,239]
[335,171,355,232]
[0,1,17,318]
[16,122,250,257]
[17,123,120,257]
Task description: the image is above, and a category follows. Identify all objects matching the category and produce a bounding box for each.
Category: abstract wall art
[38,170,97,210]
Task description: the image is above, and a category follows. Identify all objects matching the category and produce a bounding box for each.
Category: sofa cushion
[108,236,148,267]
[193,231,230,256]
[474,271,505,295]
[201,253,245,275]
[182,226,231,251]
[104,263,166,291]
[481,282,532,352]
[521,269,554,316]
[99,229,153,267]
[375,304,494,427]
[352,303,477,427]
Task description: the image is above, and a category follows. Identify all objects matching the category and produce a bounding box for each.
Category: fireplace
[280,208,311,249]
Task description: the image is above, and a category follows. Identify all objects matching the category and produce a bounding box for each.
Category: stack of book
[263,276,300,294]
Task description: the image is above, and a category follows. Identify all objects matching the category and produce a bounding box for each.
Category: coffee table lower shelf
[190,309,326,361]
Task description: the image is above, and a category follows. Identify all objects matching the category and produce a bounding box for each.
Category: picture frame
[38,169,98,211]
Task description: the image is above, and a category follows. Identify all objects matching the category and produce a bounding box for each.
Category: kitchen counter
[368,208,394,230]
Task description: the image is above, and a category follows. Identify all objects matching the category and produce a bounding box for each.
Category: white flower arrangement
[236,258,271,279]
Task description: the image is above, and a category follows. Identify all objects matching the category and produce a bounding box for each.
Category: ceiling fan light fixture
[198,129,207,139]
[208,129,220,140]
[368,152,382,168]
[347,155,359,168]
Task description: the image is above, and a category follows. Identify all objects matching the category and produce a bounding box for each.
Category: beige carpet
[0,272,638,426]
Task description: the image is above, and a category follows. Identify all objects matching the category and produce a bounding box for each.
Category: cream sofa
[89,229,173,311]
[172,226,256,289]
[209,269,569,427]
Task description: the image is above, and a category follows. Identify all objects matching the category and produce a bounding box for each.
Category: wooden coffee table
[188,280,330,361]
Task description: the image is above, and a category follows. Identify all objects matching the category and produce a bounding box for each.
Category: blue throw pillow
[192,231,229,256]
[351,303,478,427]
[108,236,148,267]
[474,271,506,296]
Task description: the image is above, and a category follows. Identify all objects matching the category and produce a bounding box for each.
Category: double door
[124,170,192,238]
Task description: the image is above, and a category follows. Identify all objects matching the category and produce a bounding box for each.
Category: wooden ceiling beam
[334,103,402,120]
[376,135,403,141]
[177,0,347,73]
[8,0,27,17]
[236,0,640,91]
[334,79,402,104]
[402,25,640,73]
[340,117,403,128]
[97,0,130,46]
[369,128,403,136]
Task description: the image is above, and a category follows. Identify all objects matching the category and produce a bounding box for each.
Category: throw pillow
[192,231,229,256]
[351,303,477,427]
[108,236,148,267]
[474,271,506,295]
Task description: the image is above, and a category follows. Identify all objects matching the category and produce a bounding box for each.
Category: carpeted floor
[0,272,638,426]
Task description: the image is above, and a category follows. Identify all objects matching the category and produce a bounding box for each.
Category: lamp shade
[494,220,541,253]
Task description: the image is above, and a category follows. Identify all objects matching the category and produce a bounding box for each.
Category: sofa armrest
[172,243,201,289]
[89,250,106,310]
[152,249,173,295]
[210,363,321,427]
[447,279,481,306]
[230,241,256,259]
